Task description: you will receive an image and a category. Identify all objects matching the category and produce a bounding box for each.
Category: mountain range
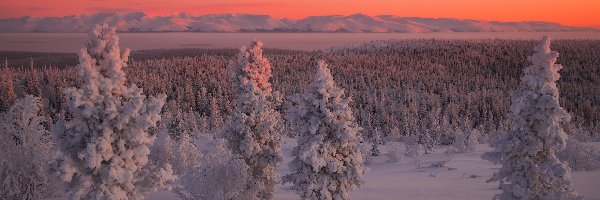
[0,12,595,33]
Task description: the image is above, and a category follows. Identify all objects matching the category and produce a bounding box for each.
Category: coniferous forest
[1,25,600,199]
[2,39,599,142]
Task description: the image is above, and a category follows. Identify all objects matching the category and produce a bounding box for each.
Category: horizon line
[3,12,598,29]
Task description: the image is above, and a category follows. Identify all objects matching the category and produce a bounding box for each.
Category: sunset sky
[0,0,598,27]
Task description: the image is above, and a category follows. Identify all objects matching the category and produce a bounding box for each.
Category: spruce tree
[483,36,580,200]
[51,24,175,200]
[222,40,284,200]
[284,60,366,200]
[0,95,57,199]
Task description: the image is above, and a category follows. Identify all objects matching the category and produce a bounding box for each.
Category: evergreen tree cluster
[0,23,595,200]
[2,39,599,141]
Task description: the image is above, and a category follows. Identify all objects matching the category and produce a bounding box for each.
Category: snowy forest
[1,24,600,200]
[3,39,600,142]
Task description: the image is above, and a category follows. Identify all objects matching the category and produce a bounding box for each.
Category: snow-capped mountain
[0,12,594,33]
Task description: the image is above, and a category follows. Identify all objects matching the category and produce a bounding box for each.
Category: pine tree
[370,127,382,156]
[197,114,209,135]
[184,110,199,137]
[283,60,366,200]
[0,95,57,199]
[453,129,479,153]
[162,100,187,141]
[482,36,580,200]
[51,24,175,200]
[209,96,223,132]
[419,128,436,154]
[0,70,16,112]
[150,127,175,170]
[174,133,202,175]
[222,40,284,200]
[175,139,248,200]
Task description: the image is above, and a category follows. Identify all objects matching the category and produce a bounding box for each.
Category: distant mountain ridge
[0,12,595,33]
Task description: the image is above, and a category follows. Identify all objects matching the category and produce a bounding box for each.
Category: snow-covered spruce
[51,24,175,200]
[173,133,202,175]
[150,124,202,176]
[404,135,423,169]
[222,40,284,200]
[150,100,202,176]
[283,60,366,200]
[386,142,404,163]
[0,95,57,199]
[164,100,189,141]
[149,128,176,170]
[482,36,580,200]
[174,139,248,200]
[359,142,374,165]
[452,129,479,153]
[419,129,436,154]
[370,127,382,156]
[557,138,600,171]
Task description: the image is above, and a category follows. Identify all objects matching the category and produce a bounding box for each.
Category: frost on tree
[222,40,284,200]
[283,61,366,200]
[150,101,202,176]
[452,129,479,153]
[482,36,580,200]
[175,139,248,200]
[51,24,175,200]
[173,133,202,175]
[149,127,175,170]
[0,95,57,199]
[419,129,436,154]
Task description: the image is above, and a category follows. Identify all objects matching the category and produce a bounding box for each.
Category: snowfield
[146,137,600,200]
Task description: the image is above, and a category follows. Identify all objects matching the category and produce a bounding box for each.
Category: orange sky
[0,0,598,27]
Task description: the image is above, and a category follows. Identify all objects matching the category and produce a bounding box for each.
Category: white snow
[144,138,600,200]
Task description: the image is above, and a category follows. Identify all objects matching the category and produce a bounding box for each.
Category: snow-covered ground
[147,138,600,200]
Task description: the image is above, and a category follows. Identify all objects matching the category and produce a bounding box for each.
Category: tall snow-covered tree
[222,40,284,200]
[0,95,57,200]
[483,36,580,200]
[51,24,175,200]
[283,60,366,200]
[425,107,442,153]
